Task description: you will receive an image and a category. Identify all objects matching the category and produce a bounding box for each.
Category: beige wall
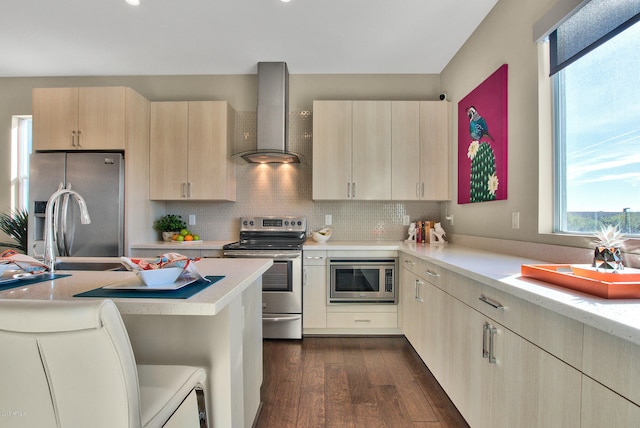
[440,0,593,249]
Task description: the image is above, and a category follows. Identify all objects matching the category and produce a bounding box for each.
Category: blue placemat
[73,275,224,299]
[0,272,71,292]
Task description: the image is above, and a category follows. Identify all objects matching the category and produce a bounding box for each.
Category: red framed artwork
[457,64,508,204]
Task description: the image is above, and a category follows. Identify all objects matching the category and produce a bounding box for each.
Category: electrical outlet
[446,214,454,226]
[511,212,520,229]
[403,215,410,226]
[189,214,196,226]
[325,214,332,226]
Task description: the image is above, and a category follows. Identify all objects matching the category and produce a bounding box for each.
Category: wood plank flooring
[255,336,469,428]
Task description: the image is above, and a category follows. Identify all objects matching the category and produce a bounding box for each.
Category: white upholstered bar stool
[0,299,208,428]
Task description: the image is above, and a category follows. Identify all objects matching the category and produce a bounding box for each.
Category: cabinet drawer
[327,312,397,329]
[303,250,327,266]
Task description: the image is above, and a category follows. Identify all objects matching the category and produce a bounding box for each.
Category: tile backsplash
[166,111,442,242]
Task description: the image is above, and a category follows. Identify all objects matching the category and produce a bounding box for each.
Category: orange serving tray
[521,264,640,299]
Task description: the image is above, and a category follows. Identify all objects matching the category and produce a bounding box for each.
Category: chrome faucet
[43,184,91,272]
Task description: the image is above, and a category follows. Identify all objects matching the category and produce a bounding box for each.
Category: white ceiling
[0,0,498,77]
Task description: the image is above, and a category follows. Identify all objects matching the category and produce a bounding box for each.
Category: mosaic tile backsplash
[166,111,442,242]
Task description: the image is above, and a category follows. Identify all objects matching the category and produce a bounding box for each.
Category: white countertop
[131,240,232,250]
[306,239,640,346]
[0,258,272,317]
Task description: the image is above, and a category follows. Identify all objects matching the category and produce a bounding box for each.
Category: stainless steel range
[223,216,306,339]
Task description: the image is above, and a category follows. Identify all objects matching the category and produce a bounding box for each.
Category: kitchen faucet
[43,184,91,272]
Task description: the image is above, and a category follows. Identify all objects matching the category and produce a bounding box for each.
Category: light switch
[512,212,520,229]
[325,214,332,226]
[189,214,196,225]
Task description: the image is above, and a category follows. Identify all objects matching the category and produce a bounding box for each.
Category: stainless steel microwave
[329,259,397,303]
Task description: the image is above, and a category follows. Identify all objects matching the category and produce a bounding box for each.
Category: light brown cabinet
[399,253,582,427]
[149,101,235,201]
[391,101,451,200]
[32,87,132,151]
[312,100,391,200]
[313,99,450,201]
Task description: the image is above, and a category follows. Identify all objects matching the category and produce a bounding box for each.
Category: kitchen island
[0,257,272,428]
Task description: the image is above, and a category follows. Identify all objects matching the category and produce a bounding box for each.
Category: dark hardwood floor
[255,336,469,428]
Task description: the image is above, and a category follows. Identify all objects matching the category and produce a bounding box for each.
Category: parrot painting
[466,106,494,142]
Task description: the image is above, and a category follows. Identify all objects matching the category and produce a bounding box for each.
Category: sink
[54,261,128,271]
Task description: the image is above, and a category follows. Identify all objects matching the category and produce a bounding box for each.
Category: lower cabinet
[581,376,640,428]
[303,251,327,329]
[400,256,582,427]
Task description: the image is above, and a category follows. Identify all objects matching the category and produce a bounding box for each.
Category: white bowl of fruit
[172,229,202,243]
[312,227,332,243]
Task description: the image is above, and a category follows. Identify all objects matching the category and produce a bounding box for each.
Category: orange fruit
[184,235,194,241]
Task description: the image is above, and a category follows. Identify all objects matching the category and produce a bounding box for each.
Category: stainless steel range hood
[235,62,304,164]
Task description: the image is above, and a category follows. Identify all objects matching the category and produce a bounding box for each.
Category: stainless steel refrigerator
[28,152,124,258]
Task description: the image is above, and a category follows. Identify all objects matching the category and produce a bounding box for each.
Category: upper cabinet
[391,101,451,201]
[313,99,450,201]
[32,87,133,151]
[312,100,392,200]
[149,101,236,201]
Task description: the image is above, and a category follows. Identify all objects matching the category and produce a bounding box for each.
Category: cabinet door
[391,101,421,200]
[352,101,392,199]
[303,264,327,329]
[312,101,352,200]
[187,101,235,200]
[32,87,79,151]
[150,102,189,200]
[77,87,126,150]
[582,376,640,428]
[400,268,422,350]
[419,102,451,200]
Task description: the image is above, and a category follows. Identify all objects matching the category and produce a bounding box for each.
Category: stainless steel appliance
[329,258,397,303]
[223,216,306,339]
[28,152,124,258]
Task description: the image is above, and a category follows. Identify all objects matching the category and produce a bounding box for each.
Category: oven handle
[224,251,300,260]
[263,315,302,323]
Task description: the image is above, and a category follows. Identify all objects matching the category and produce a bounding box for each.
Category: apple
[180,229,190,236]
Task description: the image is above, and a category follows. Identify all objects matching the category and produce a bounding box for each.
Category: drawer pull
[488,325,497,364]
[404,259,416,266]
[482,323,490,359]
[354,319,371,323]
[425,269,439,277]
[479,295,504,309]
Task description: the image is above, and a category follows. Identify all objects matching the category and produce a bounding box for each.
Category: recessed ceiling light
[280,0,291,3]
[125,0,141,6]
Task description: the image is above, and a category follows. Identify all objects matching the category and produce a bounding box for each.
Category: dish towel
[121,252,208,282]
[0,249,49,273]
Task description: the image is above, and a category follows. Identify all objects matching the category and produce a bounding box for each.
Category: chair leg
[196,387,208,428]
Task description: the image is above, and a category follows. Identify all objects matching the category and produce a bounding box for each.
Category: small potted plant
[592,224,625,271]
[154,214,186,242]
[0,209,28,253]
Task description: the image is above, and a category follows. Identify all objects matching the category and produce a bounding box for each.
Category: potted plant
[154,214,186,241]
[592,224,625,271]
[0,209,28,254]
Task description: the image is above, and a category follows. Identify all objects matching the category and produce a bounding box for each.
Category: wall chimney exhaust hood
[234,62,305,164]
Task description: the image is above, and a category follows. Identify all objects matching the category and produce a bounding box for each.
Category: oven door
[223,250,302,314]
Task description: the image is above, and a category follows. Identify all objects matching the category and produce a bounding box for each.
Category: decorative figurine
[406,222,416,242]
[431,222,447,244]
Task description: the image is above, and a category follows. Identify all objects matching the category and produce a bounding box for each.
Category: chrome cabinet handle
[425,269,439,277]
[182,183,187,198]
[404,259,415,266]
[488,326,497,364]
[421,182,425,198]
[352,182,356,198]
[354,319,371,323]
[479,295,504,309]
[414,279,424,302]
[187,182,191,198]
[305,256,325,260]
[416,183,420,198]
[76,130,82,147]
[303,267,307,286]
[482,323,490,359]
[71,130,77,147]
[347,182,351,198]
[263,315,301,323]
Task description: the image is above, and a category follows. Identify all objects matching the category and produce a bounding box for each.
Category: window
[551,2,640,234]
[10,116,32,212]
